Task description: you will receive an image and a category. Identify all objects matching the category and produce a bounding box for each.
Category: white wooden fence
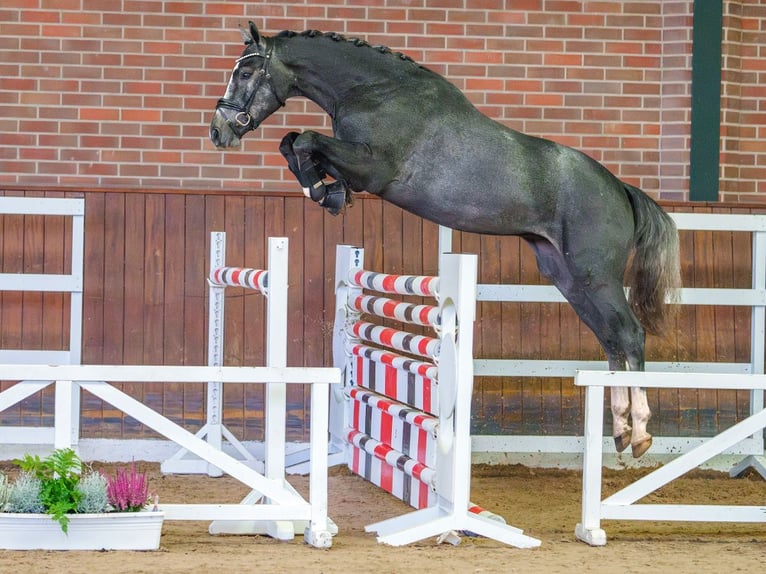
[574,369,766,546]
[0,197,84,446]
[0,364,339,547]
[440,213,766,461]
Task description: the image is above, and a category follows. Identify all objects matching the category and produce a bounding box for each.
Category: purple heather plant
[105,461,150,512]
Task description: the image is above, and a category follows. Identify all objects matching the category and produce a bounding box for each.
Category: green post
[689,0,723,201]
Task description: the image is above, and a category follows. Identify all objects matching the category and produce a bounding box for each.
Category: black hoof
[320,181,347,215]
[307,180,326,202]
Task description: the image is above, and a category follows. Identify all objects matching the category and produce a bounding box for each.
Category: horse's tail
[623,183,682,336]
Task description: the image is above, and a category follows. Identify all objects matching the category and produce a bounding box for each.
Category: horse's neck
[282,40,391,116]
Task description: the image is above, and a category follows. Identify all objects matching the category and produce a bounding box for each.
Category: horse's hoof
[320,181,348,215]
[613,431,631,453]
[631,436,652,458]
[308,180,326,202]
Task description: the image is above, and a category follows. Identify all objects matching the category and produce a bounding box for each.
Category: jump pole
[333,245,540,548]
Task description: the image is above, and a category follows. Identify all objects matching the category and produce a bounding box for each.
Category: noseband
[216,43,285,131]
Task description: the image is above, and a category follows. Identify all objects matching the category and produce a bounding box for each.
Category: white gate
[575,369,766,546]
[0,197,84,447]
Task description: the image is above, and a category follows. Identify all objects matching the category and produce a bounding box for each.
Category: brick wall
[0,1,761,202]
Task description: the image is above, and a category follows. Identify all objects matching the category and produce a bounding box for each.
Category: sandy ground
[0,462,764,574]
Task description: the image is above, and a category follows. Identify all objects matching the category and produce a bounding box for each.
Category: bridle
[215,42,285,131]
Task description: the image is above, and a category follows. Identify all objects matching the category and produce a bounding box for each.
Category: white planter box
[0,510,164,550]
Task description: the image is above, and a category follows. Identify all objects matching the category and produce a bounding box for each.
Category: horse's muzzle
[210,126,223,147]
[209,110,242,149]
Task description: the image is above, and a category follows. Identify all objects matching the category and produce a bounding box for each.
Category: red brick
[42,24,82,38]
[80,108,119,121]
[544,52,582,66]
[21,10,60,23]
[203,3,244,16]
[525,93,564,107]
[121,109,162,122]
[545,1,583,11]
[165,2,203,14]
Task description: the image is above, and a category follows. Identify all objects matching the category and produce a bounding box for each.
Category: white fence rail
[440,213,766,458]
[0,197,84,446]
[0,364,340,548]
[574,369,766,546]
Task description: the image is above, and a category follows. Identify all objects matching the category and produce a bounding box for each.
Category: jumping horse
[210,22,681,458]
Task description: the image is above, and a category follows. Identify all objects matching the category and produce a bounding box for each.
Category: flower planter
[0,510,164,550]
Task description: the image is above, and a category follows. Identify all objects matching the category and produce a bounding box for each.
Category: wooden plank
[323,203,346,369]
[242,194,266,441]
[538,247,563,435]
[99,193,126,437]
[500,236,523,434]
[39,196,68,428]
[693,206,717,436]
[222,195,246,439]
[381,201,404,276]
[141,193,166,437]
[122,192,146,437]
[182,193,206,428]
[291,195,314,441]
[475,234,503,434]
[518,237,543,434]
[301,198,323,370]
[79,192,105,437]
[81,193,103,363]
[163,193,185,427]
[362,197,384,273]
[21,192,45,426]
[712,225,737,432]
[340,197,365,247]
[41,195,66,356]
[421,220,439,277]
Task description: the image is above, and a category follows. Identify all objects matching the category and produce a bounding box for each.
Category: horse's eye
[240,71,252,80]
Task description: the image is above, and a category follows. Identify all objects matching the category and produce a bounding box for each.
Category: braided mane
[275,29,417,65]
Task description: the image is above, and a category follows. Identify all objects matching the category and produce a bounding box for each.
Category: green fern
[14,448,84,532]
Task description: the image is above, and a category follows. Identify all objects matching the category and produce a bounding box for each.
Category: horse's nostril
[210,127,221,146]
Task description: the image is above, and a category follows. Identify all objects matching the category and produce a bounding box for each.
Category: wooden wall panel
[1,190,764,443]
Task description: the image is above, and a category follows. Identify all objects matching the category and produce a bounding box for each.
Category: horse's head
[210,22,286,148]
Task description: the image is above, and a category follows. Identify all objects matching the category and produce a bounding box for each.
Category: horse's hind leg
[526,236,650,457]
[628,387,652,457]
[610,386,632,453]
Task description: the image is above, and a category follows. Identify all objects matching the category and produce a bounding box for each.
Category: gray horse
[210,22,681,457]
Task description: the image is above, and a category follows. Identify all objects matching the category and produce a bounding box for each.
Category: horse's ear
[239,20,261,46]
[240,20,261,45]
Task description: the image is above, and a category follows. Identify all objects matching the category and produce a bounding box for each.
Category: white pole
[264,237,289,482]
[575,381,607,546]
[206,231,226,476]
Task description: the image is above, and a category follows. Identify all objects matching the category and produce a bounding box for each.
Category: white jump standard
[332,245,540,548]
[0,230,339,548]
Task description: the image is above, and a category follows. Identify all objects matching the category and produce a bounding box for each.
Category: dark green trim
[689,0,723,201]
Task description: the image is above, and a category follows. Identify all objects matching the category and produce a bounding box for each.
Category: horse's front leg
[279,132,328,201]
[280,130,376,215]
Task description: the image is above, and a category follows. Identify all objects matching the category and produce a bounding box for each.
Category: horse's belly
[383,183,536,236]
